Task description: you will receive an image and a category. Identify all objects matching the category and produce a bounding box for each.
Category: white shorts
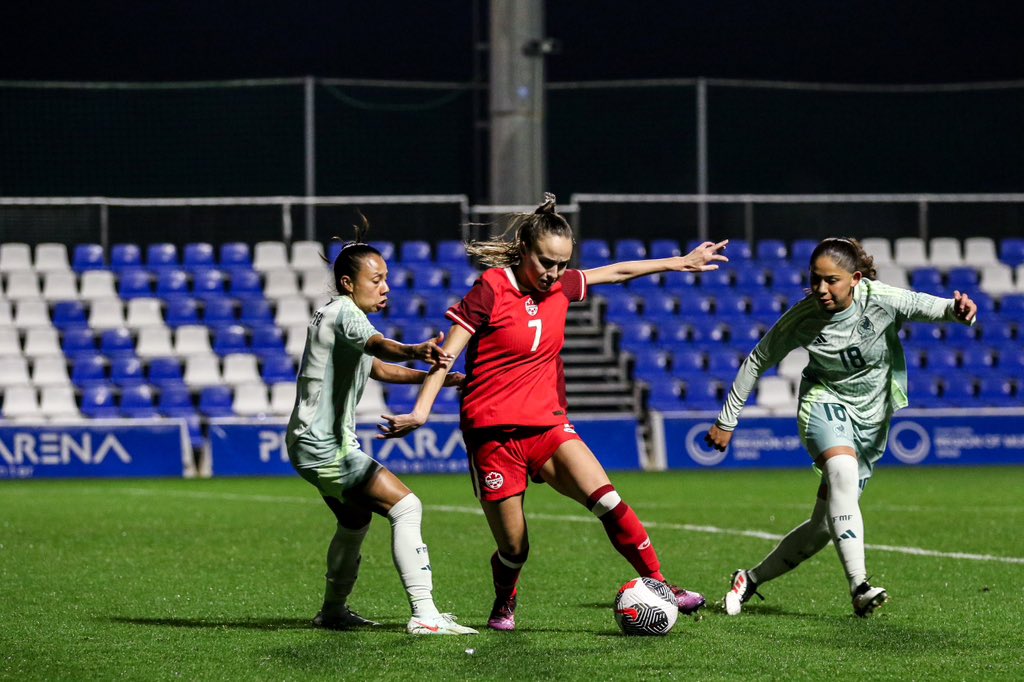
[798,399,890,481]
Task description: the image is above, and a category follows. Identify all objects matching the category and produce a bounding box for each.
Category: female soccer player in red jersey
[378,194,728,631]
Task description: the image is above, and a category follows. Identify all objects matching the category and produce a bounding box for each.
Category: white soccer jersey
[717,279,965,429]
[286,295,380,467]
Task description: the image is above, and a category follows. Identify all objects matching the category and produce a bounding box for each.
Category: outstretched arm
[370,358,465,387]
[583,239,729,286]
[364,331,453,368]
[376,324,473,439]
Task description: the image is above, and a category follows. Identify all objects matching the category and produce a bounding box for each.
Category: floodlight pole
[304,76,316,241]
[696,77,709,241]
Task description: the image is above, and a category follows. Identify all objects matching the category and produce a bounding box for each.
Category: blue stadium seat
[53,301,88,330]
[120,384,159,418]
[907,371,943,406]
[714,292,748,320]
[707,349,744,374]
[671,348,705,374]
[735,267,769,292]
[925,346,958,371]
[386,294,424,321]
[165,297,200,328]
[399,240,431,263]
[756,239,788,263]
[996,344,1024,373]
[910,267,943,293]
[148,357,184,388]
[903,322,942,344]
[602,290,642,323]
[237,298,271,327]
[110,356,145,387]
[681,376,722,410]
[942,376,978,404]
[62,327,97,359]
[626,273,663,290]
[192,269,227,301]
[643,291,677,319]
[100,328,136,358]
[72,244,106,273]
[117,268,153,299]
[946,267,980,291]
[977,374,1017,406]
[736,321,768,346]
[436,240,468,265]
[980,319,1017,346]
[944,322,976,345]
[406,264,447,290]
[369,241,396,262]
[228,269,263,300]
[999,294,1024,321]
[648,379,684,411]
[204,298,238,330]
[434,387,460,414]
[386,384,419,412]
[146,243,179,271]
[961,345,995,372]
[615,239,646,261]
[688,321,730,347]
[212,325,248,355]
[81,384,119,419]
[156,269,190,300]
[999,238,1024,268]
[183,243,215,272]
[199,386,235,417]
[700,269,732,290]
[748,294,787,317]
[220,242,252,271]
[580,239,610,268]
[971,292,996,315]
[251,326,286,358]
[662,271,697,291]
[657,320,691,350]
[904,346,926,369]
[618,321,657,353]
[71,353,108,387]
[157,384,202,448]
[769,265,805,293]
[260,353,294,384]
[111,244,142,273]
[790,239,818,266]
[650,239,681,259]
[448,265,479,291]
[421,292,456,319]
[633,349,671,382]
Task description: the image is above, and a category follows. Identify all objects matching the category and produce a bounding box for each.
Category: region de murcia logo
[484,471,504,490]
[525,297,538,316]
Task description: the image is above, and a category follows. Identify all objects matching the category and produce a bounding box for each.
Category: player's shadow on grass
[111,616,406,633]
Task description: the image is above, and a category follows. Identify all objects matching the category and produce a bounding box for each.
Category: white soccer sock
[823,455,867,594]
[323,522,370,609]
[749,495,830,585]
[388,493,440,619]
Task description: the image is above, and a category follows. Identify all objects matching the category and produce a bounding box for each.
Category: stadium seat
[963,237,999,267]
[999,238,1024,268]
[649,239,681,259]
[41,271,79,301]
[175,325,213,357]
[643,291,677,319]
[680,376,722,410]
[944,322,976,345]
[735,267,769,292]
[0,301,11,327]
[5,271,41,301]
[266,381,295,416]
[31,355,71,388]
[671,348,705,374]
[688,320,730,346]
[978,319,1015,346]
[146,243,179,271]
[894,238,929,269]
[0,327,20,358]
[228,268,264,300]
[164,297,200,328]
[748,294,786,317]
[909,268,943,293]
[110,356,145,387]
[386,383,420,413]
[756,239,788,263]
[615,239,646,261]
[754,376,796,409]
[383,295,422,322]
[925,346,959,371]
[192,269,227,301]
[580,239,611,268]
[159,383,196,415]
[407,264,447,290]
[261,353,295,384]
[233,382,270,416]
[633,349,671,382]
[110,243,143,274]
[274,295,312,327]
[626,273,662,290]
[285,324,308,358]
[220,242,252,271]
[946,267,980,291]
[53,301,88,330]
[156,269,191,300]
[942,375,977,404]
[88,298,126,331]
[789,239,818,266]
[79,271,117,301]
[617,321,658,353]
[929,237,963,269]
[0,243,33,273]
[961,345,995,372]
[0,356,31,388]
[117,268,153,300]
[2,385,40,420]
[253,241,289,272]
[39,386,81,420]
[199,386,235,417]
[434,387,460,414]
[235,298,269,327]
[71,353,108,387]
[977,374,1016,406]
[120,384,159,418]
[714,292,748,320]
[100,328,136,358]
[212,325,248,355]
[251,326,286,358]
[148,357,184,388]
[907,371,943,406]
[291,240,324,270]
[183,243,216,272]
[860,238,893,266]
[700,269,732,290]
[221,353,261,386]
[61,328,97,360]
[999,294,1024,320]
[662,270,698,292]
[421,292,456,319]
[646,378,683,411]
[263,268,299,299]
[368,241,396,263]
[123,298,163,331]
[14,299,52,330]
[299,268,331,300]
[136,326,175,359]
[436,240,468,265]
[399,240,432,264]
[707,349,744,374]
[184,354,222,388]
[778,347,809,381]
[23,327,61,359]
[73,244,107,273]
[979,264,1016,296]
[602,290,642,323]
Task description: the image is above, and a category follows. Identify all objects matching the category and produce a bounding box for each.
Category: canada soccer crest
[484,471,504,490]
[524,297,538,316]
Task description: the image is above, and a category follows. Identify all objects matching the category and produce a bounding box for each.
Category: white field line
[102,488,1024,566]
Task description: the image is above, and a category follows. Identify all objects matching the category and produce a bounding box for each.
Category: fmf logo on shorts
[524,297,538,316]
[484,471,504,490]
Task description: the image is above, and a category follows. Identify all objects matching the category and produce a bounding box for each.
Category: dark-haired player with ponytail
[287,217,477,635]
[378,193,728,631]
[706,237,978,617]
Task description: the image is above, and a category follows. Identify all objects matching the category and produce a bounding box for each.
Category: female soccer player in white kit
[286,226,477,636]
[705,237,978,617]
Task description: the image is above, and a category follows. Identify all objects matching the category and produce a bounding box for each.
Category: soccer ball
[613,577,678,636]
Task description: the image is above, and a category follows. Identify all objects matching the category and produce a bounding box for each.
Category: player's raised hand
[376,412,425,439]
[678,239,730,272]
[412,331,453,368]
[953,290,978,325]
[704,424,733,452]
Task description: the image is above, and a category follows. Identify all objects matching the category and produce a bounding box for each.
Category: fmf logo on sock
[484,471,504,490]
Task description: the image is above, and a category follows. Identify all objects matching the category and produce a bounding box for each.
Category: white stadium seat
[0,356,32,388]
[41,271,79,301]
[860,238,893,266]
[87,297,126,331]
[5,271,41,301]
[40,386,81,420]
[34,243,71,274]
[0,300,12,326]
[893,238,929,269]
[14,299,52,330]
[300,267,332,299]
[183,354,222,388]
[174,325,213,357]
[929,237,962,269]
[263,268,300,299]
[291,240,325,270]
[253,241,289,272]
[285,324,308,359]
[0,328,22,357]
[0,243,33,273]
[356,377,388,420]
[274,295,310,327]
[22,327,62,359]
[79,271,118,301]
[2,385,40,420]
[135,325,175,359]
[269,381,297,415]
[963,237,999,267]
[755,376,797,411]
[222,353,261,386]
[979,264,1016,296]
[232,382,270,416]
[778,347,809,382]
[874,264,909,289]
[125,298,165,330]
[31,355,72,388]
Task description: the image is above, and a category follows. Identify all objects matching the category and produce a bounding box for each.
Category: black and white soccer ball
[613,577,678,636]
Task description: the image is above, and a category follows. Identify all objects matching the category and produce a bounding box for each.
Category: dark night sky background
[2,1,1023,83]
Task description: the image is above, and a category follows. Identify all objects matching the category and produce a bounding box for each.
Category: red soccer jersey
[446,267,588,429]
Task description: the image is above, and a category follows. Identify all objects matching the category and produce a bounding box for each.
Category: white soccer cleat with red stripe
[407,613,479,635]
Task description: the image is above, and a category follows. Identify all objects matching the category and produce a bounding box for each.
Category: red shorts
[464,423,583,501]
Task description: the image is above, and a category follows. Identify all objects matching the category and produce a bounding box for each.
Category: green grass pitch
[2,467,1022,680]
